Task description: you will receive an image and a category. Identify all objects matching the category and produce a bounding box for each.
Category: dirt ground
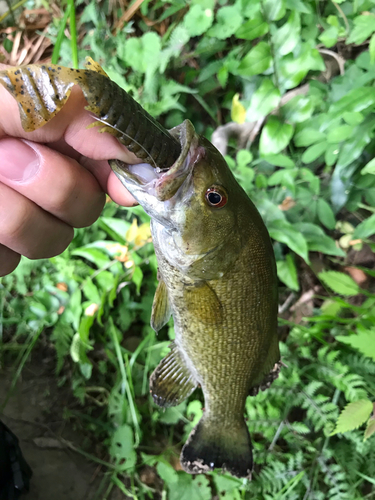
[0,351,108,500]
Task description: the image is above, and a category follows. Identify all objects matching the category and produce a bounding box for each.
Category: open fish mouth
[110,120,199,202]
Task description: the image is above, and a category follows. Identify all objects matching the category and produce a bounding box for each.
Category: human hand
[0,63,141,277]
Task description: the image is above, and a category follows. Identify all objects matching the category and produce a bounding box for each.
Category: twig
[117,0,145,31]
[0,0,28,23]
[279,293,296,314]
[212,84,310,154]
[333,2,350,34]
[269,421,285,451]
[318,48,345,75]
[290,286,320,313]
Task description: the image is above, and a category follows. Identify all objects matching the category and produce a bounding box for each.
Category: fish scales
[153,221,277,423]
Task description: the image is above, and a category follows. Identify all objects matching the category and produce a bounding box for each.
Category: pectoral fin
[183,282,223,326]
[151,279,172,332]
[150,342,197,408]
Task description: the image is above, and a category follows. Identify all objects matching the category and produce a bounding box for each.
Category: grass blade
[51,5,71,64]
[67,0,78,68]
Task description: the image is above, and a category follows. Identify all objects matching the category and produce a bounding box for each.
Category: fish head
[112,120,246,279]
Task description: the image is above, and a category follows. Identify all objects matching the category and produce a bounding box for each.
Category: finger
[0,64,140,164]
[80,156,138,206]
[0,137,106,227]
[0,244,21,277]
[107,170,138,206]
[0,183,74,259]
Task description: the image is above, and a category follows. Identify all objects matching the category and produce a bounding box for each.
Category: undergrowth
[1,0,375,498]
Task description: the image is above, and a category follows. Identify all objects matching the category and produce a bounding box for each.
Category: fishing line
[91,115,159,169]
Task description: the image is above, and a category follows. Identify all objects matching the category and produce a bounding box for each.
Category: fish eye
[205,186,228,208]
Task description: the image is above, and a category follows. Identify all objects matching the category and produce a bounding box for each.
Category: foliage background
[1,0,375,498]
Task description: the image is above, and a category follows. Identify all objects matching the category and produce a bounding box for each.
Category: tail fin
[181,415,253,479]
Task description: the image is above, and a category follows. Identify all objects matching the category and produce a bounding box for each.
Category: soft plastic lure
[0,57,181,170]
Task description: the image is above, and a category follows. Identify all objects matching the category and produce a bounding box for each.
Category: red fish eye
[205,187,228,208]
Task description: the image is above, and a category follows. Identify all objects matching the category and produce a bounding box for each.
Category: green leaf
[237,41,272,76]
[191,0,215,8]
[331,400,373,436]
[353,213,375,239]
[318,271,360,296]
[325,144,340,167]
[207,6,243,40]
[273,11,300,56]
[329,87,375,119]
[342,112,364,126]
[214,475,243,496]
[336,121,374,172]
[282,96,314,124]
[110,424,137,469]
[217,66,228,87]
[71,247,110,268]
[294,128,325,147]
[361,158,375,175]
[301,142,327,164]
[235,14,269,40]
[327,125,354,144]
[278,47,325,89]
[286,0,311,12]
[268,169,297,192]
[277,254,299,291]
[263,154,295,168]
[262,0,286,21]
[370,34,375,64]
[156,462,179,484]
[347,14,375,45]
[159,402,187,425]
[70,330,92,365]
[317,198,336,230]
[269,220,309,261]
[319,26,339,48]
[83,280,101,304]
[183,5,214,37]
[132,266,143,295]
[123,32,161,73]
[169,473,211,500]
[260,116,294,155]
[236,149,253,166]
[295,222,345,257]
[364,416,375,441]
[336,330,375,361]
[246,78,281,121]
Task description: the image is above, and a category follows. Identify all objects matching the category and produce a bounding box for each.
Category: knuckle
[2,202,32,242]
[48,168,79,215]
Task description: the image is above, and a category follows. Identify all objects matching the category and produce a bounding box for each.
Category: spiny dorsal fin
[151,279,172,332]
[150,342,197,408]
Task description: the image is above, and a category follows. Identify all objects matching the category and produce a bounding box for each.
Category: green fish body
[112,120,280,478]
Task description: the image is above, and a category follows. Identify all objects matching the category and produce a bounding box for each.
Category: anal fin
[151,279,172,332]
[150,343,197,408]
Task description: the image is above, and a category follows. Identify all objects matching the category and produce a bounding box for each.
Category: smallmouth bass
[112,120,280,479]
[0,60,280,479]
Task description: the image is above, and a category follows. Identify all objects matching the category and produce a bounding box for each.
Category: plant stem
[67,0,78,68]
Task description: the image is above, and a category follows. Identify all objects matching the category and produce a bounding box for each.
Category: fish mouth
[111,120,199,201]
